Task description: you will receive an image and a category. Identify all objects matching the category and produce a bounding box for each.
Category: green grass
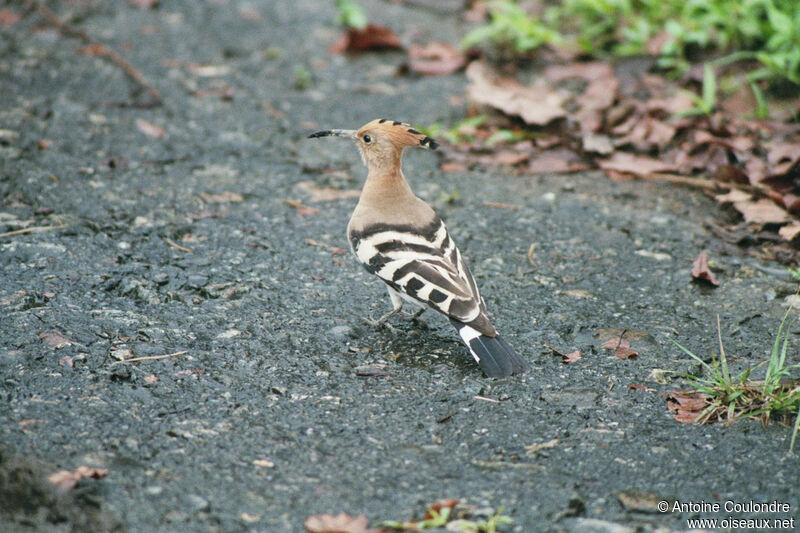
[463,0,800,86]
[334,0,367,29]
[672,313,800,452]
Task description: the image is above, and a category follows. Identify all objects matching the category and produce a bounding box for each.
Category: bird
[308,119,528,377]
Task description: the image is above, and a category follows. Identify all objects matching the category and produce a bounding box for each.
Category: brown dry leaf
[732,198,792,224]
[200,191,244,204]
[135,118,167,139]
[296,181,361,202]
[712,164,749,185]
[441,161,468,172]
[778,222,800,242]
[542,61,613,82]
[582,133,614,155]
[407,42,467,76]
[282,199,320,216]
[329,25,402,54]
[545,344,582,364]
[666,390,709,423]
[128,0,159,8]
[766,142,800,169]
[714,189,751,204]
[48,466,108,491]
[600,337,639,359]
[690,251,719,287]
[694,130,753,153]
[39,331,73,348]
[577,74,619,113]
[466,62,567,126]
[474,150,530,167]
[0,9,21,28]
[617,117,676,151]
[144,374,159,383]
[598,152,675,177]
[628,384,654,392]
[645,91,695,115]
[528,149,588,174]
[304,512,369,533]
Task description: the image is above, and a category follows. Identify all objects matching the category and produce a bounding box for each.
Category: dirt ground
[1,1,798,532]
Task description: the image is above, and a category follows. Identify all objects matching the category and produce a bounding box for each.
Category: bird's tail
[450,319,529,377]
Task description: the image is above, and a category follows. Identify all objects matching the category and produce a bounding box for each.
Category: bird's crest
[358,119,439,150]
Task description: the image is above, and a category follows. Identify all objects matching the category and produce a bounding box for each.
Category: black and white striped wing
[349,218,489,329]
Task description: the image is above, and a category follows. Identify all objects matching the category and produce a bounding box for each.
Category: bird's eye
[363,134,372,144]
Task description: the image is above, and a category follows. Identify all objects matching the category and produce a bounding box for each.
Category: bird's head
[309,119,438,170]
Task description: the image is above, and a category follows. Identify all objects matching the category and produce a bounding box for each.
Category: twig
[642,173,722,190]
[474,395,500,403]
[118,351,188,363]
[163,236,192,253]
[0,223,67,239]
[32,0,161,105]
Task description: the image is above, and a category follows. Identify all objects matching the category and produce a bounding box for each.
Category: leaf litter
[429,51,800,255]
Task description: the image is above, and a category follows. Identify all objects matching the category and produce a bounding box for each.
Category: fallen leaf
[135,118,167,139]
[200,191,244,204]
[0,8,21,28]
[542,61,613,82]
[144,374,158,383]
[600,337,639,359]
[778,223,800,242]
[128,0,159,8]
[474,150,530,167]
[282,199,320,216]
[329,25,402,54]
[407,42,467,75]
[666,390,710,423]
[296,181,361,202]
[440,161,468,172]
[582,133,614,155]
[712,164,749,185]
[59,356,74,367]
[39,331,73,348]
[545,344,582,364]
[732,198,792,224]
[528,148,588,174]
[48,466,108,491]
[766,142,800,169]
[466,62,568,126]
[628,384,654,392]
[598,152,675,177]
[690,251,719,287]
[304,512,369,533]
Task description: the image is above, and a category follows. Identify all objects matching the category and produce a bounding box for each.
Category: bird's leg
[362,288,404,332]
[398,307,426,322]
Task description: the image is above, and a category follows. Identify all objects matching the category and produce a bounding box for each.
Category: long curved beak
[308,129,357,140]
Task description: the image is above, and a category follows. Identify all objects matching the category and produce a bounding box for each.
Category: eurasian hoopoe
[309,119,528,377]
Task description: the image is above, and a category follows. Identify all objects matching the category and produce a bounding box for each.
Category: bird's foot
[398,308,426,322]
[362,308,401,333]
